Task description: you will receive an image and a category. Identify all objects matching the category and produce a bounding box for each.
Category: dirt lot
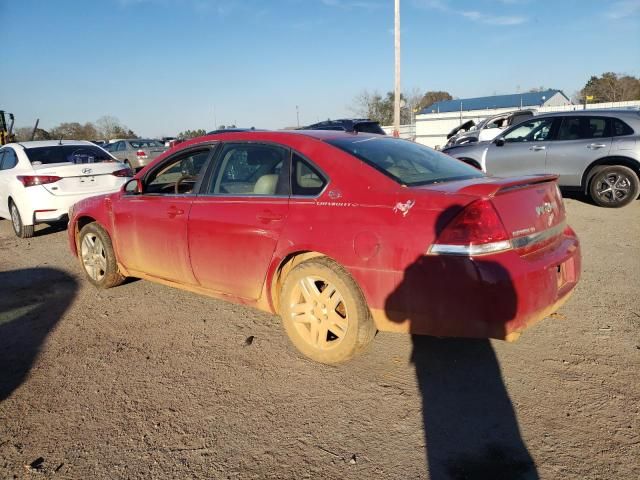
[0,197,638,479]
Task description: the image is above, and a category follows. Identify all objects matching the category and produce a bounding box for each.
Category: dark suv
[300,119,386,135]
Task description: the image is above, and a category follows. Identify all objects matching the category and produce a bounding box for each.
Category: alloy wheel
[81,233,108,282]
[288,275,349,350]
[595,172,632,205]
[10,204,21,233]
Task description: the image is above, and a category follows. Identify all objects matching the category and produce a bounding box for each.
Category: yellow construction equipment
[1,110,16,145]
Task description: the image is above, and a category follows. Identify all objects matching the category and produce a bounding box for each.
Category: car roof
[535,109,640,119]
[10,140,97,149]
[176,129,382,149]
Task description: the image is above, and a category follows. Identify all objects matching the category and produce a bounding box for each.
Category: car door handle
[256,211,283,222]
[529,145,546,151]
[587,143,607,149]
[167,206,185,218]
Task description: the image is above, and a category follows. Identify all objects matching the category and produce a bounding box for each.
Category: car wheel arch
[582,156,640,193]
[74,216,98,253]
[267,251,327,314]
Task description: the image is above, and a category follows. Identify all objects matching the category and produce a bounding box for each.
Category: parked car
[68,131,581,363]
[0,140,131,238]
[104,139,167,171]
[442,110,640,207]
[300,119,386,135]
[445,110,536,148]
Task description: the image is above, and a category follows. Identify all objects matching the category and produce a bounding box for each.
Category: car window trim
[136,143,219,197]
[198,141,293,199]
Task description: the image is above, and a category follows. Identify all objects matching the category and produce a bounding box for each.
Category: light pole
[393,0,401,137]
[296,105,300,128]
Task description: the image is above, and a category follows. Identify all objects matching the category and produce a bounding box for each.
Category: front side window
[25,145,114,164]
[503,118,555,143]
[145,149,211,194]
[116,142,127,152]
[208,144,288,195]
[557,117,610,140]
[328,136,482,187]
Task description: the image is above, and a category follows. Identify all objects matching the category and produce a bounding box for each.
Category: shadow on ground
[384,206,538,479]
[0,268,77,401]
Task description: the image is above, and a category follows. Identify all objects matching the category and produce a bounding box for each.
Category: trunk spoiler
[456,174,559,198]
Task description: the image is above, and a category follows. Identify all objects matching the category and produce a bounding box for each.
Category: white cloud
[413,0,528,25]
[320,0,383,10]
[607,0,640,19]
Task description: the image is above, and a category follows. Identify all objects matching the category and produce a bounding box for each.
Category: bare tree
[581,72,640,103]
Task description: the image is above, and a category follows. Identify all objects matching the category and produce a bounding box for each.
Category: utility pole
[393,0,401,137]
[296,105,300,128]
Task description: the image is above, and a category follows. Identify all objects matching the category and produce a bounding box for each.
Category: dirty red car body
[68,130,580,346]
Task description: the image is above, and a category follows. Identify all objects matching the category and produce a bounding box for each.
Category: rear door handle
[257,211,283,222]
[529,145,546,151]
[587,143,607,149]
[167,206,185,218]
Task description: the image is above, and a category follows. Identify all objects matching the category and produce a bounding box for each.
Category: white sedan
[0,140,131,238]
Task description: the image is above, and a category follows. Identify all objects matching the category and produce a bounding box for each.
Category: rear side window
[354,122,386,135]
[208,144,289,195]
[328,136,482,187]
[130,140,164,148]
[25,145,114,164]
[613,119,634,136]
[557,117,610,140]
[292,153,326,196]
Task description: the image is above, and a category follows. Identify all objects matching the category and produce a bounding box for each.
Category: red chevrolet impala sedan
[68,130,581,363]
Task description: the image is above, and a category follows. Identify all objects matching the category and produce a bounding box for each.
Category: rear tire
[280,257,376,363]
[9,201,34,238]
[589,165,639,208]
[78,222,125,288]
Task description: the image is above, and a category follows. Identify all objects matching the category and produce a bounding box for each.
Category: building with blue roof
[419,89,571,114]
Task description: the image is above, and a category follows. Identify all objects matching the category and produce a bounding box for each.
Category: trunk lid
[32,162,128,196]
[419,174,566,254]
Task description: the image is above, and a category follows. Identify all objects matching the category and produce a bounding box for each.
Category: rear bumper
[370,230,581,340]
[21,184,124,225]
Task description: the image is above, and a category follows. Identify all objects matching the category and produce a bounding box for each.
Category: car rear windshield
[25,145,114,165]
[327,136,483,186]
[354,122,386,135]
[129,140,164,148]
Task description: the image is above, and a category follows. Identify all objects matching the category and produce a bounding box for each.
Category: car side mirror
[494,137,505,147]
[123,178,142,195]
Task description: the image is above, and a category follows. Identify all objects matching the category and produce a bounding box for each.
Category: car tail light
[17,175,62,187]
[429,199,512,256]
[136,150,147,158]
[111,168,133,177]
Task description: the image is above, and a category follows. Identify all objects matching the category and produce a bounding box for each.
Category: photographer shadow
[384,207,538,479]
[0,268,77,401]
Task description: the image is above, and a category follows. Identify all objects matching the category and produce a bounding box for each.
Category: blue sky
[4,0,640,137]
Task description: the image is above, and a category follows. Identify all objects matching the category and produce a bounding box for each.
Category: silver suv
[442,109,640,207]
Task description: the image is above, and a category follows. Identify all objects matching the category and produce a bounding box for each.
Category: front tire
[589,165,639,208]
[78,223,125,288]
[9,200,34,238]
[280,257,376,363]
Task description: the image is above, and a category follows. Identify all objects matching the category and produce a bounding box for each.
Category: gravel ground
[0,197,638,479]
